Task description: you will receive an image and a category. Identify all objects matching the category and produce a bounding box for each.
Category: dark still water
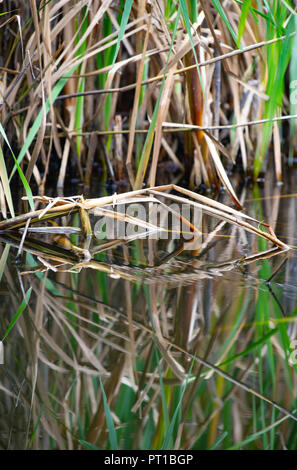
[1,172,297,450]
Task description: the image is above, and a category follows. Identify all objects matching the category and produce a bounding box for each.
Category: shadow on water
[1,174,297,450]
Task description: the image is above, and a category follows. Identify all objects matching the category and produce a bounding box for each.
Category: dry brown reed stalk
[0,184,289,253]
[57,1,77,188]
[126,9,152,187]
[0,0,295,202]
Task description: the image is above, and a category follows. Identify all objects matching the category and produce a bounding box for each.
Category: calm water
[1,171,297,450]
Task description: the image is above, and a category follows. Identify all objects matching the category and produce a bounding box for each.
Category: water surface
[1,173,297,450]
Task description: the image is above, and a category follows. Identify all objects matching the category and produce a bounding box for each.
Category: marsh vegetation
[1,0,297,450]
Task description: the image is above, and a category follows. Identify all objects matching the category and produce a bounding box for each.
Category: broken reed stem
[0,204,79,231]
[0,185,289,251]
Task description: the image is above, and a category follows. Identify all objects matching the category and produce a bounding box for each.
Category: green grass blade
[227,414,292,450]
[28,404,44,448]
[99,377,118,450]
[237,0,251,47]
[0,122,34,211]
[112,0,133,65]
[262,0,276,27]
[156,347,170,441]
[79,440,101,450]
[179,0,205,97]
[161,359,194,450]
[134,7,181,189]
[254,12,293,177]
[234,0,270,21]
[211,0,238,44]
[9,67,78,183]
[2,287,32,341]
[188,0,198,23]
[218,328,278,367]
[208,430,228,450]
[0,143,15,217]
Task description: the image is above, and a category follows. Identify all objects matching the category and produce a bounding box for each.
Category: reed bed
[1,178,297,450]
[0,0,297,217]
[1,0,297,452]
